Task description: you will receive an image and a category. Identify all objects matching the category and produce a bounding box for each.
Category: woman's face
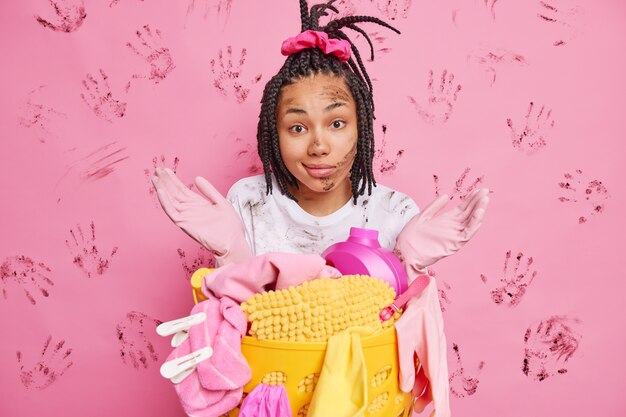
[276,72,358,199]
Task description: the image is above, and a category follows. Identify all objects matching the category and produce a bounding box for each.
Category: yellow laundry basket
[190,268,414,417]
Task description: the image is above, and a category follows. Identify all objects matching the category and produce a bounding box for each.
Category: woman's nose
[308,129,330,156]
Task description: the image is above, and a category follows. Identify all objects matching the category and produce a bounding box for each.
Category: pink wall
[1,0,625,416]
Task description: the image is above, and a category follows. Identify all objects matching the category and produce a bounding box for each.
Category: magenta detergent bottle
[321,227,408,294]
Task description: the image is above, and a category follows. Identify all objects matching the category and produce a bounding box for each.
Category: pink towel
[201,252,342,303]
[168,294,250,417]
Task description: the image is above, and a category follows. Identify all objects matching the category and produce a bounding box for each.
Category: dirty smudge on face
[321,142,356,191]
[321,178,335,191]
[320,84,352,102]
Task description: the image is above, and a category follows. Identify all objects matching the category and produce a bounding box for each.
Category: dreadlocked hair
[257,0,400,203]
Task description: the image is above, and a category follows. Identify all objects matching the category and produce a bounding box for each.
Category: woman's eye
[290,125,305,134]
[332,120,345,129]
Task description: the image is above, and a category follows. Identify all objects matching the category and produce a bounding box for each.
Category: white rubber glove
[395,188,489,278]
[151,167,252,266]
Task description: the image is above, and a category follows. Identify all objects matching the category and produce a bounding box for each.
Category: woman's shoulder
[227,174,267,199]
[365,183,419,217]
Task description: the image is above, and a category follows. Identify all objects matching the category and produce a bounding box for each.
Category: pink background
[1,0,625,416]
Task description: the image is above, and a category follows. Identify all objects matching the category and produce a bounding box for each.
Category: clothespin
[160,346,213,384]
[156,312,207,347]
[156,312,213,383]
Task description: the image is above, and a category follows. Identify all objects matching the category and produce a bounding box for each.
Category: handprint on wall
[1,256,54,305]
[110,0,145,7]
[467,48,527,86]
[483,0,499,19]
[80,69,127,122]
[66,221,118,278]
[144,155,181,207]
[210,46,262,104]
[35,0,87,33]
[438,280,452,312]
[522,315,581,381]
[373,124,404,175]
[185,0,233,22]
[371,0,412,21]
[433,167,485,201]
[349,30,393,60]
[558,169,609,224]
[428,268,452,313]
[116,311,162,370]
[18,86,67,144]
[17,335,73,389]
[481,250,537,307]
[537,0,585,46]
[319,0,356,20]
[368,31,393,57]
[234,137,263,175]
[449,343,485,398]
[178,247,216,280]
[127,24,176,85]
[56,142,129,203]
[408,69,462,125]
[506,101,554,154]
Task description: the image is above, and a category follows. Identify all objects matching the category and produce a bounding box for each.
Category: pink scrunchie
[281,30,351,62]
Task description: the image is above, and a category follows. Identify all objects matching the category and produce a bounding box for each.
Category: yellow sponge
[240,275,399,343]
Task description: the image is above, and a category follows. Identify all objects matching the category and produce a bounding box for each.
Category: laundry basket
[190,268,415,417]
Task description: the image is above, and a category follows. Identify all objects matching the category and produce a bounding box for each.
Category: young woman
[152,0,488,273]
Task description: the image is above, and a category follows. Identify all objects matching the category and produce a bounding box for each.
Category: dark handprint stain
[433,167,484,201]
[178,247,216,280]
[144,155,181,206]
[351,30,393,60]
[234,137,263,175]
[185,0,233,23]
[127,24,176,85]
[374,124,404,175]
[82,143,130,183]
[116,311,162,369]
[371,0,412,21]
[482,250,537,307]
[449,343,485,398]
[522,315,581,381]
[322,0,356,19]
[55,142,129,203]
[468,48,527,86]
[17,335,73,389]
[483,0,499,19]
[558,169,609,224]
[18,85,67,143]
[35,0,87,33]
[408,69,462,125]
[1,256,54,305]
[438,280,452,313]
[110,0,145,7]
[537,0,585,46]
[210,46,262,103]
[506,101,554,154]
[80,69,127,122]
[66,221,118,278]
[420,268,451,312]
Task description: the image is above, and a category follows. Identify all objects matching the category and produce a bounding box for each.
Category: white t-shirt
[227,175,419,256]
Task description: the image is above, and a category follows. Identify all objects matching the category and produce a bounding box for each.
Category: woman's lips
[303,164,336,178]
